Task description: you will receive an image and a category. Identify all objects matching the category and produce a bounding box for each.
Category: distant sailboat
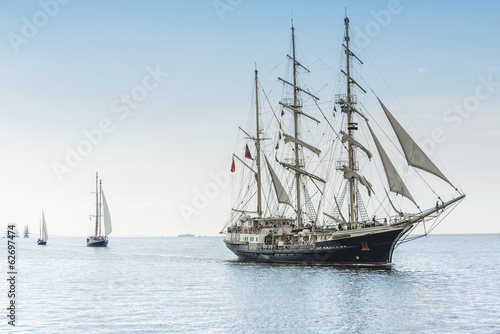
[37,211,48,245]
[87,172,112,247]
[24,225,29,238]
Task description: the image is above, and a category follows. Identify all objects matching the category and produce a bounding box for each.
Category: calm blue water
[1,234,499,333]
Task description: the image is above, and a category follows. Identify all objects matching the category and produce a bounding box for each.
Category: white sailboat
[222,16,465,266]
[86,172,112,247]
[37,211,48,245]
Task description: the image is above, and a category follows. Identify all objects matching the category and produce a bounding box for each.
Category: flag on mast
[245,144,254,160]
[230,157,235,173]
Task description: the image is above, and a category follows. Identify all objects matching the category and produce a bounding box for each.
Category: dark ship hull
[225,225,411,266]
[86,238,108,247]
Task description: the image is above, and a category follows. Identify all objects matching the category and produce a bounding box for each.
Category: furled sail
[378,98,452,185]
[101,189,112,236]
[41,211,48,242]
[340,131,372,160]
[280,162,326,183]
[265,156,293,207]
[341,166,373,196]
[367,122,416,205]
[283,133,321,156]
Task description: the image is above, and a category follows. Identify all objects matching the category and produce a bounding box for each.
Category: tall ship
[222,16,465,266]
[24,225,29,238]
[87,172,112,247]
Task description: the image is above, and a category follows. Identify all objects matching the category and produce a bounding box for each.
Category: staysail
[378,99,451,185]
[265,156,293,207]
[101,189,112,236]
[367,122,416,205]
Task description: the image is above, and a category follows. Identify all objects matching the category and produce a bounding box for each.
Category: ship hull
[86,239,108,247]
[37,241,46,245]
[225,226,410,266]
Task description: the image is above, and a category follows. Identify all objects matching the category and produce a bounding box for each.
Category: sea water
[1,234,499,333]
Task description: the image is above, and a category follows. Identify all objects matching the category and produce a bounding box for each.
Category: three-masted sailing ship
[87,172,112,247]
[37,210,48,245]
[222,17,465,266]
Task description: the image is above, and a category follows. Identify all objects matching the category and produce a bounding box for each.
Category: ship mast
[254,66,262,217]
[345,16,356,227]
[95,172,99,236]
[291,22,302,227]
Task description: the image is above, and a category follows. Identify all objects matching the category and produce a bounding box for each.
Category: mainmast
[291,22,302,227]
[345,16,356,227]
[95,172,99,236]
[255,67,262,217]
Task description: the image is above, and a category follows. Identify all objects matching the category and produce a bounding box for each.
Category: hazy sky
[0,0,498,236]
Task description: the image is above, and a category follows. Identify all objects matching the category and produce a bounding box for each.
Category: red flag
[279,132,282,140]
[334,106,337,117]
[245,144,254,160]
[230,157,235,173]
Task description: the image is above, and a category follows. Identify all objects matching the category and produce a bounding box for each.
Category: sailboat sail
[378,98,451,185]
[101,189,112,236]
[367,122,416,205]
[41,211,48,242]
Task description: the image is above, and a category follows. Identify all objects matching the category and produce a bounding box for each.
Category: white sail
[340,131,372,160]
[367,122,416,205]
[101,189,112,236]
[41,211,48,242]
[378,98,451,185]
[265,156,293,207]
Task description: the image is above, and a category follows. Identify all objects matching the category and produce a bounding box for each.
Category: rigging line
[427,200,462,234]
[297,36,340,72]
[312,98,344,144]
[261,86,280,128]
[261,55,288,82]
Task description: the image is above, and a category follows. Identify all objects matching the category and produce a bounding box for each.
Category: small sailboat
[86,172,112,247]
[37,211,48,245]
[24,225,29,238]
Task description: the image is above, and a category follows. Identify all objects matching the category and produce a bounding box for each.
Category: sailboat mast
[345,16,356,227]
[291,22,302,227]
[95,172,99,236]
[255,67,263,217]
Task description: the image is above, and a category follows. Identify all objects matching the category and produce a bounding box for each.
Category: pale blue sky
[0,0,498,236]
